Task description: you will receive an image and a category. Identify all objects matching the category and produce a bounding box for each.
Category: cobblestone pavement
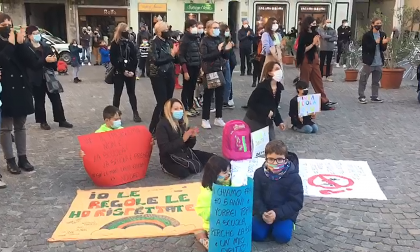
[0,64,419,252]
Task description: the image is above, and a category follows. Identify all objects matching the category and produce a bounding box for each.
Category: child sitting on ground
[289,80,319,133]
[57,57,68,75]
[252,140,303,244]
[195,155,231,250]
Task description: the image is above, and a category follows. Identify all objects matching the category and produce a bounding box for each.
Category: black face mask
[311,26,317,31]
[121,31,129,38]
[303,89,309,95]
[0,26,11,38]
[161,31,171,39]
[373,25,382,31]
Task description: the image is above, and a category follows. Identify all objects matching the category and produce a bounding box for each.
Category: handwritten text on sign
[251,126,269,159]
[209,178,253,252]
[297,93,321,117]
[78,126,152,187]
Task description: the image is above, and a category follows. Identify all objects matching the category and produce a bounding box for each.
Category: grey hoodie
[318,26,337,51]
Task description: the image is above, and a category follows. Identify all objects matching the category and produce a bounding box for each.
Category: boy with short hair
[252,140,304,244]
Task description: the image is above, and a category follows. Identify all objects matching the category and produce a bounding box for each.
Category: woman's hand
[8,28,15,45]
[79,150,85,158]
[190,127,199,137]
[218,42,224,51]
[278,123,286,131]
[184,72,190,81]
[312,35,320,45]
[46,55,57,63]
[224,42,233,51]
[171,43,179,57]
[182,129,193,142]
[268,110,274,118]
[16,27,26,44]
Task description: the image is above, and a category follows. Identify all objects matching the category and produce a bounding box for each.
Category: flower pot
[344,69,359,82]
[381,68,405,89]
[282,55,294,65]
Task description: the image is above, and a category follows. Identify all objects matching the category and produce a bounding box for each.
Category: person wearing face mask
[179,19,201,117]
[289,80,318,133]
[252,140,303,244]
[69,39,83,83]
[219,23,236,109]
[260,17,285,81]
[296,16,336,111]
[92,27,102,65]
[25,25,73,131]
[110,22,141,123]
[137,25,151,46]
[80,27,91,66]
[148,21,179,134]
[155,98,214,179]
[195,155,231,250]
[318,19,337,82]
[336,19,351,67]
[358,17,388,104]
[237,20,254,76]
[197,22,205,41]
[244,61,285,141]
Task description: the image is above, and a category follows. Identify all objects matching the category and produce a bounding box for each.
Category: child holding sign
[252,140,304,243]
[289,80,319,134]
[195,155,231,250]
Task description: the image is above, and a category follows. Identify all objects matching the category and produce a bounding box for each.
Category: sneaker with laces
[371,97,384,103]
[194,97,202,108]
[358,97,368,104]
[0,174,6,189]
[228,99,234,106]
[201,119,211,129]
[191,108,200,115]
[214,118,226,127]
[88,62,91,66]
[187,110,196,117]
[326,77,334,82]
[223,103,234,109]
[335,63,340,67]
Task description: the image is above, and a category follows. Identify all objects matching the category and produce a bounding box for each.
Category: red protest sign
[78,126,153,187]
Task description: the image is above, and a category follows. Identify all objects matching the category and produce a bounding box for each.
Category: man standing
[80,27,91,65]
[358,17,388,104]
[92,27,102,65]
[336,19,351,67]
[238,20,254,76]
[128,27,136,44]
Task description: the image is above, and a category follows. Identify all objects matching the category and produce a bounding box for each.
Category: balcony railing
[75,0,129,6]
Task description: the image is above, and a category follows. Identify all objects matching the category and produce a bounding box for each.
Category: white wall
[130,0,139,33]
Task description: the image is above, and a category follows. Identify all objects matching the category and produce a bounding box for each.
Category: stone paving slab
[0,65,419,252]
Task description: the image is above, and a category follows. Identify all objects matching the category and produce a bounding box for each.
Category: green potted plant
[344,43,361,81]
[282,37,296,65]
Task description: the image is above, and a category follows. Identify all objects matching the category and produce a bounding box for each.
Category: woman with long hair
[296,16,335,111]
[260,17,285,80]
[110,22,141,122]
[318,19,337,82]
[148,21,179,134]
[155,98,213,179]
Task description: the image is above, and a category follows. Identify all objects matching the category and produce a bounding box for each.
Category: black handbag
[204,71,226,89]
[44,68,64,93]
[104,65,115,84]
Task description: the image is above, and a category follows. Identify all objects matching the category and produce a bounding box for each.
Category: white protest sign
[251,126,269,159]
[231,158,265,186]
[297,94,321,117]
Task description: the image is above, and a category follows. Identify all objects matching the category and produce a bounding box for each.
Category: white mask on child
[272,69,283,82]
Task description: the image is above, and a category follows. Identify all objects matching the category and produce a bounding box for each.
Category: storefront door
[254,4,288,32]
[138,3,167,32]
[184,3,214,26]
[78,7,128,39]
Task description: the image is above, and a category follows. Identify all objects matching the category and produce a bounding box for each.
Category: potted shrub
[282,37,296,65]
[344,42,361,81]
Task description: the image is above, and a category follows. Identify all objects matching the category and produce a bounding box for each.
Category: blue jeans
[252,217,294,243]
[223,61,232,103]
[81,48,91,62]
[296,124,319,134]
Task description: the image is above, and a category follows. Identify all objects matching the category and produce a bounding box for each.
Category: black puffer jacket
[110,39,138,73]
[147,36,175,77]
[179,32,200,67]
[200,35,228,74]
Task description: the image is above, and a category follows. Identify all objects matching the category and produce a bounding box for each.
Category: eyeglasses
[266,158,288,164]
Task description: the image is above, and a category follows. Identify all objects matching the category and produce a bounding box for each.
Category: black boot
[73,78,78,83]
[18,155,34,172]
[59,121,74,128]
[133,111,142,123]
[6,158,21,174]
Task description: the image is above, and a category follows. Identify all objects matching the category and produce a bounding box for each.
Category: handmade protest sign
[251,126,269,159]
[297,93,321,117]
[209,178,253,252]
[49,182,203,241]
[78,126,152,187]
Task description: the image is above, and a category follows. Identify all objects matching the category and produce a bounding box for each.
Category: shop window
[255,4,288,32]
[139,13,167,31]
[76,0,128,5]
[185,13,213,26]
[298,5,329,26]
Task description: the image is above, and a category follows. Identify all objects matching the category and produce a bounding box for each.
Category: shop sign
[78,7,127,16]
[138,3,167,12]
[300,6,327,12]
[257,6,284,11]
[184,3,215,13]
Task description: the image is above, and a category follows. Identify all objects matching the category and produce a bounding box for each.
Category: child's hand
[263,212,274,224]
[299,117,303,123]
[278,123,286,131]
[79,150,85,158]
[311,113,316,119]
[267,210,276,222]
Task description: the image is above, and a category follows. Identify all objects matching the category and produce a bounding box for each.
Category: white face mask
[343,23,349,27]
[272,69,283,82]
[244,24,249,28]
[198,28,204,34]
[272,24,279,31]
[326,23,332,28]
[191,27,198,34]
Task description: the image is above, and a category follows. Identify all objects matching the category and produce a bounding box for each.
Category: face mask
[373,25,382,31]
[172,110,184,120]
[121,31,129,38]
[33,34,41,43]
[326,24,332,28]
[243,24,249,28]
[216,173,231,186]
[343,23,349,27]
[198,28,204,34]
[224,31,230,37]
[83,30,87,33]
[161,31,170,39]
[271,24,279,31]
[303,89,309,95]
[73,43,77,46]
[272,69,283,82]
[265,161,290,180]
[112,120,122,129]
[0,26,11,38]
[191,27,198,34]
[212,29,220,37]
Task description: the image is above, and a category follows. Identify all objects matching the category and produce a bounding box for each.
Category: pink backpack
[222,120,252,160]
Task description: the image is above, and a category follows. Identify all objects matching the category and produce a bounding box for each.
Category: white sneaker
[0,179,6,189]
[81,62,85,66]
[342,64,347,69]
[335,63,340,67]
[201,119,211,129]
[210,108,216,113]
[228,99,234,106]
[214,118,226,127]
[88,62,92,66]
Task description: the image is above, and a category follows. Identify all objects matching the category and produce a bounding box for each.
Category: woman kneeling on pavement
[155,98,214,179]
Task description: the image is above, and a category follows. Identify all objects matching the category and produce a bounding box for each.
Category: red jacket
[57,60,67,72]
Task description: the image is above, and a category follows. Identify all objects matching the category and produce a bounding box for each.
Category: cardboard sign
[48,183,203,242]
[209,178,254,252]
[78,126,152,187]
[297,94,321,117]
[251,126,269,159]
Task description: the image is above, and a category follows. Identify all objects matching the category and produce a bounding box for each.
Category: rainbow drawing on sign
[100,214,180,230]
[297,94,321,117]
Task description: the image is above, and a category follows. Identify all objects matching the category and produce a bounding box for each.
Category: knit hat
[26,25,38,35]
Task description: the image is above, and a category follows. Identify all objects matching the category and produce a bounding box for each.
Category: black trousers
[320,51,333,77]
[162,150,213,179]
[113,74,138,112]
[202,85,224,120]
[229,63,235,100]
[138,57,147,75]
[252,56,265,84]
[181,65,200,110]
[33,82,66,123]
[240,47,252,74]
[149,74,175,134]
